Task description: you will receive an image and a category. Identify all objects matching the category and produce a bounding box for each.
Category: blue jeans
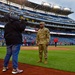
[4,44,21,69]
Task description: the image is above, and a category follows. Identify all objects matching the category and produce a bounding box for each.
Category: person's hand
[46,43,49,46]
[36,43,39,46]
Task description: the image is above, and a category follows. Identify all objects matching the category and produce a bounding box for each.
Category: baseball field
[0,45,75,75]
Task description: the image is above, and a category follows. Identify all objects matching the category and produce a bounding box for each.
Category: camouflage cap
[40,22,45,25]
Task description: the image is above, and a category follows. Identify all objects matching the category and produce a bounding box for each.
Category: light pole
[6,0,11,15]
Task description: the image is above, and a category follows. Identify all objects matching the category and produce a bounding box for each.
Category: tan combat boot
[37,59,42,63]
[44,59,47,64]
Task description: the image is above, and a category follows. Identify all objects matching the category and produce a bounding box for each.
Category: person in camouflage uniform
[36,22,50,64]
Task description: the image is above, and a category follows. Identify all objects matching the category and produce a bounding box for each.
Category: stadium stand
[0,0,75,46]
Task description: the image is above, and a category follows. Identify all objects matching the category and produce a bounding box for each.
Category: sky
[28,0,75,20]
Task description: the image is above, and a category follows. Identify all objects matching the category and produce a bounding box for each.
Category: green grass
[0,46,75,72]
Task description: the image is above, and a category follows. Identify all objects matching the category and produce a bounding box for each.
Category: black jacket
[4,20,26,45]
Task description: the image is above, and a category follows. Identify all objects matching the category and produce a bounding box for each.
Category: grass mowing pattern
[0,46,75,72]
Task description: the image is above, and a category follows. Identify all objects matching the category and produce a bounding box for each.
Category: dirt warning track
[21,46,70,50]
[0,59,75,75]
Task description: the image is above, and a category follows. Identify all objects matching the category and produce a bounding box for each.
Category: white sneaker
[2,67,8,72]
[12,68,23,74]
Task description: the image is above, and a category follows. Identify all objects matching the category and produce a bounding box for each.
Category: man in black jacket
[2,14,26,74]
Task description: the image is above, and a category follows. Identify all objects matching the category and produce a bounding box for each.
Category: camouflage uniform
[36,27,50,61]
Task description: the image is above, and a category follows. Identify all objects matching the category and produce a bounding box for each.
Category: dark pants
[55,42,57,47]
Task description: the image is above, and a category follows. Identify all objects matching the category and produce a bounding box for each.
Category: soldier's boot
[44,58,47,64]
[37,58,42,63]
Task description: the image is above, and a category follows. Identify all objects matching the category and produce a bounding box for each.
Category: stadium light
[41,1,51,7]
[53,5,61,9]
[64,8,71,11]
